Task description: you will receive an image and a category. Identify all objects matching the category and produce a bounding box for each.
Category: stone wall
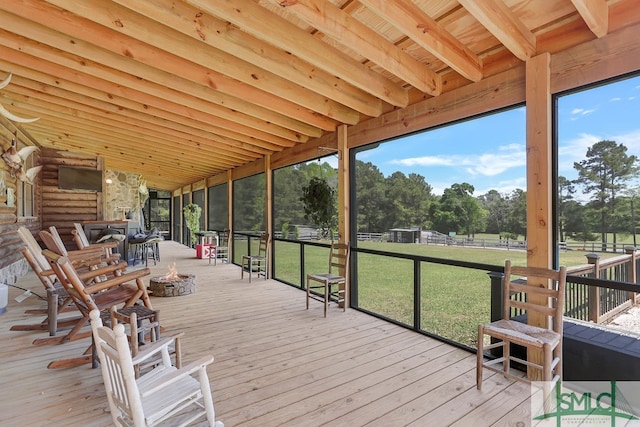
[0,258,28,286]
[104,170,147,223]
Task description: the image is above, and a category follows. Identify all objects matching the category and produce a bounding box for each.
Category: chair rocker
[306,242,349,317]
[477,260,567,390]
[241,232,269,282]
[89,309,224,427]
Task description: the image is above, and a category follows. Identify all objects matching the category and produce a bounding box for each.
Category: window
[17,153,35,217]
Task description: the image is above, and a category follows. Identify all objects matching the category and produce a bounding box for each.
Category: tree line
[229,139,640,246]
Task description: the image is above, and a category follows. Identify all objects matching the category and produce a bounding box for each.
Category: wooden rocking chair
[72,222,121,263]
[40,248,152,368]
[11,226,79,336]
[90,309,224,427]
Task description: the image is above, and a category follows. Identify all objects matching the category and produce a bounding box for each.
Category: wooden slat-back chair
[41,248,152,368]
[477,260,567,390]
[72,222,121,263]
[11,226,79,336]
[89,310,223,427]
[241,232,269,282]
[209,229,230,265]
[306,242,350,317]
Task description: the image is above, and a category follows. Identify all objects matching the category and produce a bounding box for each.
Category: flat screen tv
[58,166,103,192]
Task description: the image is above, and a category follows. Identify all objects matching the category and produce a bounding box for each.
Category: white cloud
[390,144,526,177]
[570,107,597,118]
[610,97,622,102]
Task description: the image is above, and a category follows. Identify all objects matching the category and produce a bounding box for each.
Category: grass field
[238,237,619,348]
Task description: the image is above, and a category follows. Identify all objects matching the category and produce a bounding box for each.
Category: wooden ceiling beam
[38,0,349,129]
[275,0,442,96]
[186,0,409,108]
[360,0,482,82]
[112,0,383,118]
[458,0,536,61]
[0,10,309,144]
[571,0,609,38]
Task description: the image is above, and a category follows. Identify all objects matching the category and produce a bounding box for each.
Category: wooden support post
[337,124,349,308]
[227,169,233,258]
[265,155,272,279]
[525,52,553,380]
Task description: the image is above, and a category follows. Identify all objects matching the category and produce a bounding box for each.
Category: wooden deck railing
[565,247,639,323]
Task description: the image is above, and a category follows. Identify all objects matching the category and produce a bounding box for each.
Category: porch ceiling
[0,0,637,190]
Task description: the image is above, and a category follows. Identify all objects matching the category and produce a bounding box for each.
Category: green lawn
[262,239,618,348]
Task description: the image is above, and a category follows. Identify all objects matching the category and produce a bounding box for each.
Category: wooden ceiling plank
[11,118,248,175]
[0,49,299,153]
[570,0,609,38]
[38,0,350,129]
[186,0,409,108]
[2,92,262,163]
[5,79,288,155]
[31,128,241,180]
[360,0,482,82]
[0,30,303,147]
[0,10,309,144]
[458,0,536,61]
[275,0,442,95]
[113,0,382,118]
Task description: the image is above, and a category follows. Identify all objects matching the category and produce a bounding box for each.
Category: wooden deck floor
[0,241,532,426]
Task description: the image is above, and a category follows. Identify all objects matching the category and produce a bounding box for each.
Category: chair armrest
[131,336,176,364]
[83,268,150,294]
[91,241,119,250]
[139,355,214,398]
[77,261,128,282]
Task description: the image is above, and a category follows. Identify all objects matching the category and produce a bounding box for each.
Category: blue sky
[351,74,640,198]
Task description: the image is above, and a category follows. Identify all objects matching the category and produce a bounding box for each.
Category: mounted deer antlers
[2,136,42,184]
[0,73,39,123]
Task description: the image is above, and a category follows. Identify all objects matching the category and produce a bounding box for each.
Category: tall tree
[354,160,387,232]
[557,176,576,242]
[574,140,639,250]
[432,183,486,237]
[384,171,433,229]
[478,190,509,234]
[506,188,527,239]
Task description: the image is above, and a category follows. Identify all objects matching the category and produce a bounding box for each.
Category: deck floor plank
[0,240,531,426]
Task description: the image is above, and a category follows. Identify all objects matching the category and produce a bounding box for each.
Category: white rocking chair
[89,310,224,427]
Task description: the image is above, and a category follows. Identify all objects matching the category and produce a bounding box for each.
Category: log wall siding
[39,147,103,249]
